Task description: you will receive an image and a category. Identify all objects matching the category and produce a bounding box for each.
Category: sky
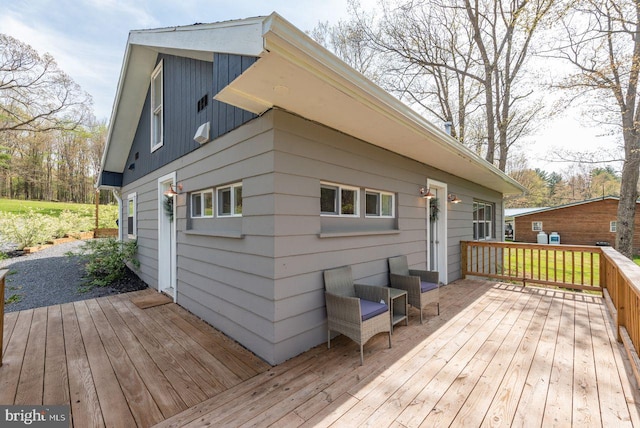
[0,0,618,174]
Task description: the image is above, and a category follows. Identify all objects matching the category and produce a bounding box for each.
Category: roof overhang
[99,13,524,196]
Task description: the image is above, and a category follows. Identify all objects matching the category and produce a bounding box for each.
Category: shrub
[73,238,139,287]
[52,210,94,238]
[0,211,57,249]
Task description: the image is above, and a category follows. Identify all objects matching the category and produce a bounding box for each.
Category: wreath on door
[430,197,439,222]
[163,195,174,222]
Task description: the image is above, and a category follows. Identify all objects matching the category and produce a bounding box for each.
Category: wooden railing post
[618,270,627,343]
[461,241,468,279]
[0,269,7,367]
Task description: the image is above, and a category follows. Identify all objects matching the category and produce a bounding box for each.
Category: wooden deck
[2,280,640,427]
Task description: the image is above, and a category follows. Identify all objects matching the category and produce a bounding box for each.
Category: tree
[555,0,640,257]
[0,33,91,133]
[335,0,557,171]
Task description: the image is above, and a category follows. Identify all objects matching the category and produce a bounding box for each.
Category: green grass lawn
[504,248,600,286]
[0,198,118,228]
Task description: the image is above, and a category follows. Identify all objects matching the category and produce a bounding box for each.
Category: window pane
[321,186,337,214]
[128,199,135,216]
[204,192,213,216]
[152,71,162,109]
[381,194,393,216]
[341,189,356,215]
[192,194,202,217]
[473,222,478,240]
[473,202,478,221]
[234,186,242,215]
[366,192,379,216]
[218,188,231,215]
[485,204,492,222]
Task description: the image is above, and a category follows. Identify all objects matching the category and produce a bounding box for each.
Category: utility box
[549,232,560,244]
[537,231,548,244]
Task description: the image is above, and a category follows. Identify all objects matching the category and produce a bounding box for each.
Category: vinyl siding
[121,108,505,365]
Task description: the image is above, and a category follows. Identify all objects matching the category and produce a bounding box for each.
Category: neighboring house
[504,207,548,240]
[512,196,640,250]
[97,13,524,365]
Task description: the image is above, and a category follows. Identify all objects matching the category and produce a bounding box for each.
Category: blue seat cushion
[420,281,438,293]
[360,299,388,321]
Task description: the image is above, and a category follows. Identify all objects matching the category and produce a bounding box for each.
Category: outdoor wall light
[163,183,183,197]
[419,187,434,199]
[447,193,462,204]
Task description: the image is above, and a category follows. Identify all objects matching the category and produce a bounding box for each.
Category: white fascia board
[128,18,266,57]
[261,14,525,195]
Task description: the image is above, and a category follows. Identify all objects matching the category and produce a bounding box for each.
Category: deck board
[1,281,639,427]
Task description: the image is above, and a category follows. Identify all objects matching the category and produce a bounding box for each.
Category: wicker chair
[388,256,440,324]
[323,266,392,365]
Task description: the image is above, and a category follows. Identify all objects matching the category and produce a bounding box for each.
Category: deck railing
[461,241,602,292]
[461,240,640,385]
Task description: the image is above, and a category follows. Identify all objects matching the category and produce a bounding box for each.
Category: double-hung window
[151,60,164,152]
[365,189,395,217]
[473,200,494,240]
[320,182,359,216]
[532,221,543,232]
[191,189,214,218]
[217,183,242,216]
[127,193,137,238]
[610,221,617,233]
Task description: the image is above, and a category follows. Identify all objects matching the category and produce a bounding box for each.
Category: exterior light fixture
[419,187,434,199]
[447,193,462,204]
[163,183,183,197]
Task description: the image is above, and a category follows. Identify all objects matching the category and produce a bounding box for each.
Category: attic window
[151,60,164,152]
[197,94,208,112]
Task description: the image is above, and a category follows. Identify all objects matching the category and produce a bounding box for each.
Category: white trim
[190,189,214,218]
[127,192,137,238]
[610,221,617,233]
[150,60,164,153]
[158,172,178,302]
[320,181,360,217]
[216,182,243,217]
[426,179,448,285]
[364,189,395,218]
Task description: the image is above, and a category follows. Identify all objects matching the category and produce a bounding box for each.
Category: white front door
[158,172,177,300]
[427,179,448,284]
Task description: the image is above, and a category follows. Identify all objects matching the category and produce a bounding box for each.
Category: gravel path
[1,240,147,312]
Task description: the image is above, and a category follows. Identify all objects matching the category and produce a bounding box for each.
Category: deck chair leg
[437,302,440,315]
[360,344,364,366]
[327,329,331,349]
[388,332,392,349]
[420,307,424,324]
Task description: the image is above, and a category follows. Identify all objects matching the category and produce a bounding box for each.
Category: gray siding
[123,53,257,186]
[121,108,504,365]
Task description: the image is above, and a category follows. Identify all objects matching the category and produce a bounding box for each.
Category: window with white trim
[151,60,164,152]
[320,182,359,216]
[365,189,395,217]
[532,221,543,232]
[217,183,242,216]
[127,193,137,238]
[473,200,494,240]
[191,189,214,218]
[610,221,617,232]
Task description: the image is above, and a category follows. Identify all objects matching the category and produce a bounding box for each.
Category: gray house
[98,13,524,365]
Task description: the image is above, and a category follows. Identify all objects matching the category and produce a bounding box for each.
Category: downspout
[112,189,123,242]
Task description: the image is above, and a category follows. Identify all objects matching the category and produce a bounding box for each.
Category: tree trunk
[616,156,639,257]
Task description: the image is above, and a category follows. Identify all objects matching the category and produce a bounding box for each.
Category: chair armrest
[389,273,421,293]
[409,269,439,284]
[354,284,390,305]
[325,292,361,324]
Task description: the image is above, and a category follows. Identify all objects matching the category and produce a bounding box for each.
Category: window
[191,189,214,218]
[127,193,137,238]
[532,221,543,232]
[320,182,359,216]
[151,60,163,152]
[473,200,494,240]
[610,221,617,233]
[217,183,242,216]
[365,190,395,217]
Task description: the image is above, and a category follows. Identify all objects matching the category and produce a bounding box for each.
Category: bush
[0,211,57,249]
[73,238,140,287]
[52,210,94,238]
